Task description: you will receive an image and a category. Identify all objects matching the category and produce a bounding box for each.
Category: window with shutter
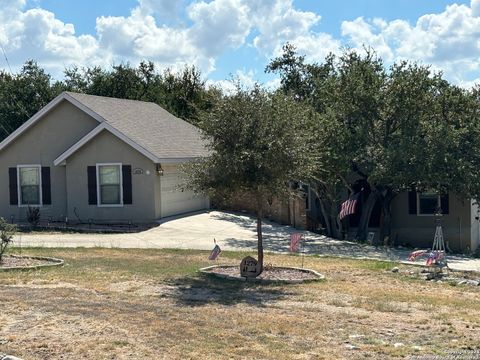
[95,163,124,206]
[17,165,42,206]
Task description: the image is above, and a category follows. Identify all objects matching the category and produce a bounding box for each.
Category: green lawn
[0,248,479,359]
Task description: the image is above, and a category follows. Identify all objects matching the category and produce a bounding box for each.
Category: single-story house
[0,92,210,224]
[306,183,480,253]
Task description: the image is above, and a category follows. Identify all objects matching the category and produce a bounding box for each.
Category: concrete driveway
[12,210,480,272]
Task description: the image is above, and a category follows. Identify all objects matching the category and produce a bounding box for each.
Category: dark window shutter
[408,190,417,215]
[41,167,51,205]
[8,167,18,205]
[440,193,449,215]
[87,166,97,205]
[122,165,132,205]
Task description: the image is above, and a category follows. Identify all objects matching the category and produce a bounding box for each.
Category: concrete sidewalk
[12,210,480,273]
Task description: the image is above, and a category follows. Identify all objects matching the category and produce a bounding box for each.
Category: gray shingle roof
[65,92,209,160]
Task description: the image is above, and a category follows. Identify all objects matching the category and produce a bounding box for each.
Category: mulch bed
[205,265,324,282]
[0,255,63,270]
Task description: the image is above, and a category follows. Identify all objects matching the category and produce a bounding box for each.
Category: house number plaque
[240,256,261,278]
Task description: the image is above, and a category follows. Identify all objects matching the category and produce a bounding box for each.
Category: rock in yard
[391,267,399,273]
[345,344,359,350]
[393,343,404,348]
[457,279,479,286]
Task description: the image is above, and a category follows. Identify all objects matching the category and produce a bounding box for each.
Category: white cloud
[248,0,321,55]
[187,0,251,56]
[340,2,480,87]
[137,0,184,19]
[0,2,103,77]
[0,0,479,88]
[471,0,480,17]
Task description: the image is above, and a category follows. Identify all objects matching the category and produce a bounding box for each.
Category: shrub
[27,206,40,228]
[0,217,17,263]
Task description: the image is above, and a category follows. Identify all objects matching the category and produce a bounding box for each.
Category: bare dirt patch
[0,248,479,359]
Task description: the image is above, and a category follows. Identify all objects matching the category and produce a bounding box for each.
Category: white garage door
[160,172,209,218]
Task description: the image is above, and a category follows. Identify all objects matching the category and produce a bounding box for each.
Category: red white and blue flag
[289,233,303,252]
[339,193,359,220]
[208,239,221,260]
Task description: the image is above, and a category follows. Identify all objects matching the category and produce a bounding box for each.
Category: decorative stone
[240,256,261,278]
[465,280,479,286]
[391,267,399,273]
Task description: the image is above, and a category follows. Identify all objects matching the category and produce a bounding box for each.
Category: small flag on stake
[209,238,221,260]
[289,233,303,252]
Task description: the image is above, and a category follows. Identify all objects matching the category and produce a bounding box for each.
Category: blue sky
[1,0,479,89]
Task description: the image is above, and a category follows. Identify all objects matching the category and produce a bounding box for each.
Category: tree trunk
[256,211,264,274]
[255,194,264,275]
[356,192,378,241]
[317,196,332,237]
[334,210,343,239]
[379,192,395,246]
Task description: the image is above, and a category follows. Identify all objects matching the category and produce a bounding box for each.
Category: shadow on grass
[168,274,296,308]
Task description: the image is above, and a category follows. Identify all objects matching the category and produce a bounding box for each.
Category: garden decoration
[408,211,447,275]
[208,238,221,261]
[289,233,305,268]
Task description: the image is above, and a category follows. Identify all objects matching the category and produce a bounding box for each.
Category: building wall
[221,191,307,229]
[390,192,472,252]
[0,100,98,222]
[65,130,158,222]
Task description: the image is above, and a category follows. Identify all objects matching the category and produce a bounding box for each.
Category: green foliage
[0,217,17,262]
[62,61,219,126]
[183,84,315,271]
[183,84,314,203]
[0,60,63,140]
[0,60,219,141]
[267,44,480,240]
[26,206,41,228]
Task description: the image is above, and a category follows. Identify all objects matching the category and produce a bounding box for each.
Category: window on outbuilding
[418,191,440,215]
[408,190,449,215]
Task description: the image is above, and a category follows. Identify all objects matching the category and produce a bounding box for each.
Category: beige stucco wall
[391,192,472,252]
[64,130,158,222]
[0,100,98,222]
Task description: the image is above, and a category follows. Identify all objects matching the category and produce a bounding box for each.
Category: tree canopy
[183,85,315,273]
[267,44,480,241]
[0,60,219,141]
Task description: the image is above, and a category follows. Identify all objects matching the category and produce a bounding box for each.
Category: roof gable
[0,92,209,162]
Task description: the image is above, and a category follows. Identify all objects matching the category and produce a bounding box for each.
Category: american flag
[339,193,359,220]
[289,233,303,252]
[208,239,221,260]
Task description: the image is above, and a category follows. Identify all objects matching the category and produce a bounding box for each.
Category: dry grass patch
[0,248,479,359]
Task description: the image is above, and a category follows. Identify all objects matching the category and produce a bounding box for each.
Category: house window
[18,165,42,206]
[417,191,441,215]
[97,164,123,206]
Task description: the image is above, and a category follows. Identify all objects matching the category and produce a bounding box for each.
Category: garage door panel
[160,172,208,218]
